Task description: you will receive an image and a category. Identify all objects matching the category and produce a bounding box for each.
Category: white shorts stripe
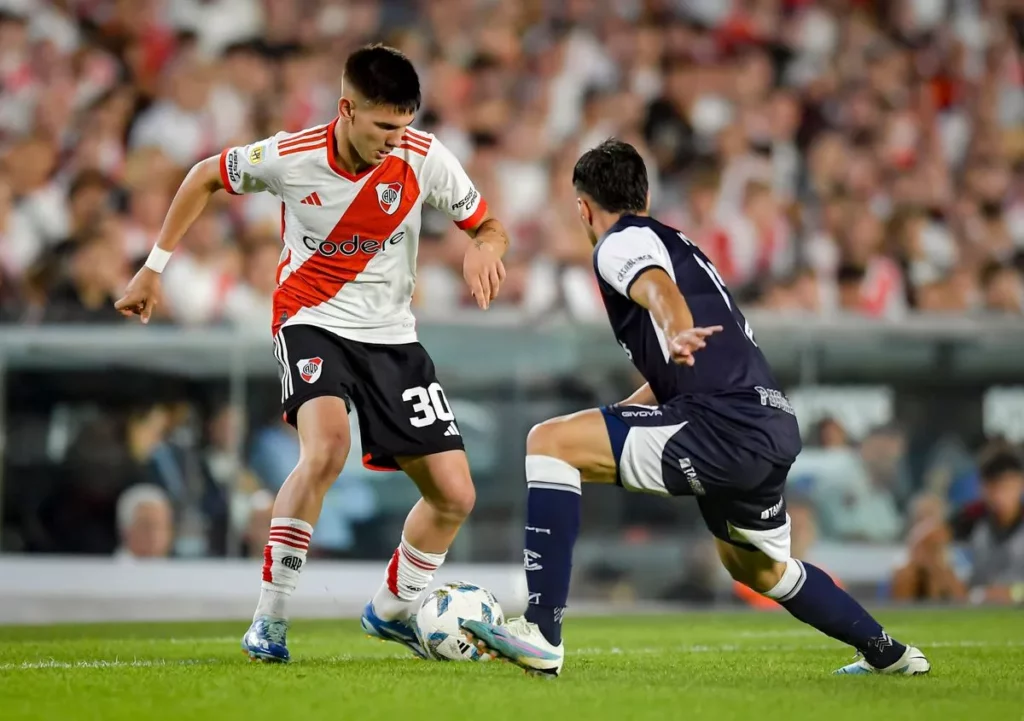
[618,421,688,495]
[527,480,583,495]
[727,515,793,563]
[272,333,284,402]
[273,331,292,402]
[281,331,293,400]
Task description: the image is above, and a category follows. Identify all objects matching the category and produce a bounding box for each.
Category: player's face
[339,97,414,166]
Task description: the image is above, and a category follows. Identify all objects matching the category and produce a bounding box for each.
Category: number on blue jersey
[677,232,757,347]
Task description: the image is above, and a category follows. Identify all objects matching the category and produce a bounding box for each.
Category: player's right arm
[115,137,282,323]
[629,271,722,366]
[595,227,721,366]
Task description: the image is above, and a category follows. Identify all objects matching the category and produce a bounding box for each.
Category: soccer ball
[414,582,504,661]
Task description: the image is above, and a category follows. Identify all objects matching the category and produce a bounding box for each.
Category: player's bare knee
[526,419,560,458]
[431,481,476,522]
[741,561,788,594]
[526,416,580,466]
[718,548,787,594]
[299,432,350,487]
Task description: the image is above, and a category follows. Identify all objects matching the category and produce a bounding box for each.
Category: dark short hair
[344,44,420,113]
[978,444,1024,483]
[572,139,648,214]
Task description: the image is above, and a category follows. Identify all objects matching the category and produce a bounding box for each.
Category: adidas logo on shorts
[443,422,460,437]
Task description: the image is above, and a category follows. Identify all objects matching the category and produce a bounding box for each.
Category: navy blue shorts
[601,399,793,561]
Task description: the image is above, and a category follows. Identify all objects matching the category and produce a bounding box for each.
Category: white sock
[371,534,446,620]
[254,517,313,621]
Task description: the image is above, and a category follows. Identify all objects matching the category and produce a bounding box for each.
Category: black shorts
[274,324,465,471]
[601,399,793,561]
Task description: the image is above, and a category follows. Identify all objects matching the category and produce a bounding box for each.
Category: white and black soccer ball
[414,582,504,661]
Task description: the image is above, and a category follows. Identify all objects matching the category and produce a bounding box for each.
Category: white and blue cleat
[834,645,930,676]
[360,601,428,659]
[461,617,564,677]
[242,616,290,663]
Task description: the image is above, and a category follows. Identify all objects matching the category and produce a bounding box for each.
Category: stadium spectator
[223,237,278,330]
[814,417,849,449]
[115,483,174,559]
[952,444,1024,605]
[160,212,238,325]
[0,0,1020,322]
[981,260,1024,314]
[40,229,127,324]
[807,425,905,543]
[890,493,967,602]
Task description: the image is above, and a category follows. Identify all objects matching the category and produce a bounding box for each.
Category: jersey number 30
[679,232,758,347]
[403,382,454,427]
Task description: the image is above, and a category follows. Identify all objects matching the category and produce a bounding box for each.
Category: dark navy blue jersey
[593,214,802,465]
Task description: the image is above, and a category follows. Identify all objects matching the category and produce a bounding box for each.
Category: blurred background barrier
[3,314,1022,619]
[0,556,530,624]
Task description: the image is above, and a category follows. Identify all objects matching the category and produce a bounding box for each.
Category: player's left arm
[423,139,508,310]
[595,228,721,366]
[460,211,510,309]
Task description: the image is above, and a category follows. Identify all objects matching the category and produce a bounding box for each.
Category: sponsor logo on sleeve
[248,144,265,165]
[616,254,654,282]
[226,150,242,184]
[451,187,479,212]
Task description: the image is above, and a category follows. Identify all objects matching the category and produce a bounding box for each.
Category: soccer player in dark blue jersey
[462,140,929,678]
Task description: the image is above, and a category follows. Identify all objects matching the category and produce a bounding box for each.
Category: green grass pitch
[2,609,1021,721]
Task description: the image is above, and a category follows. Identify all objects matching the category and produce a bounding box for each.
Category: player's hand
[463,241,506,310]
[668,326,723,366]
[114,267,162,324]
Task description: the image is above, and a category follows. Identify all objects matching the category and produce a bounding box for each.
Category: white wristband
[144,245,172,273]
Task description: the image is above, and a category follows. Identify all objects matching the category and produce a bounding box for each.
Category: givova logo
[621,408,661,418]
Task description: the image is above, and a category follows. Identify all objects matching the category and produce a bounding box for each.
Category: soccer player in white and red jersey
[115,45,509,662]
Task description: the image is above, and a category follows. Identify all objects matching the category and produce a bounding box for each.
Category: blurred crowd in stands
[1,0,1023,326]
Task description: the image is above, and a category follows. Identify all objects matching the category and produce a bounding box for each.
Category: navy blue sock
[778,561,906,668]
[521,455,581,647]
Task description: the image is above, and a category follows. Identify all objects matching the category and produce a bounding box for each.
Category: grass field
[1,609,1021,721]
